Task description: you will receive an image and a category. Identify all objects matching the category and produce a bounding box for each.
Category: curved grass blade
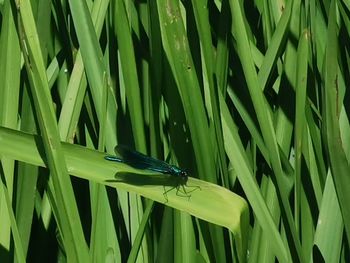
[0,126,249,260]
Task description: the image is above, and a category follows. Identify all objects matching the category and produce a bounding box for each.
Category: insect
[105,145,198,201]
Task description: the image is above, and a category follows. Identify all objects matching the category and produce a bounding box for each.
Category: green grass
[0,0,349,262]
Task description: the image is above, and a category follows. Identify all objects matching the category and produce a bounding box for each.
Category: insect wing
[115,145,172,173]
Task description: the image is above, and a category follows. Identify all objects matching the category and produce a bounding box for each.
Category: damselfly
[105,145,198,200]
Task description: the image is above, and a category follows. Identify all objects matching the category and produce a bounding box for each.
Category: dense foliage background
[0,0,349,262]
